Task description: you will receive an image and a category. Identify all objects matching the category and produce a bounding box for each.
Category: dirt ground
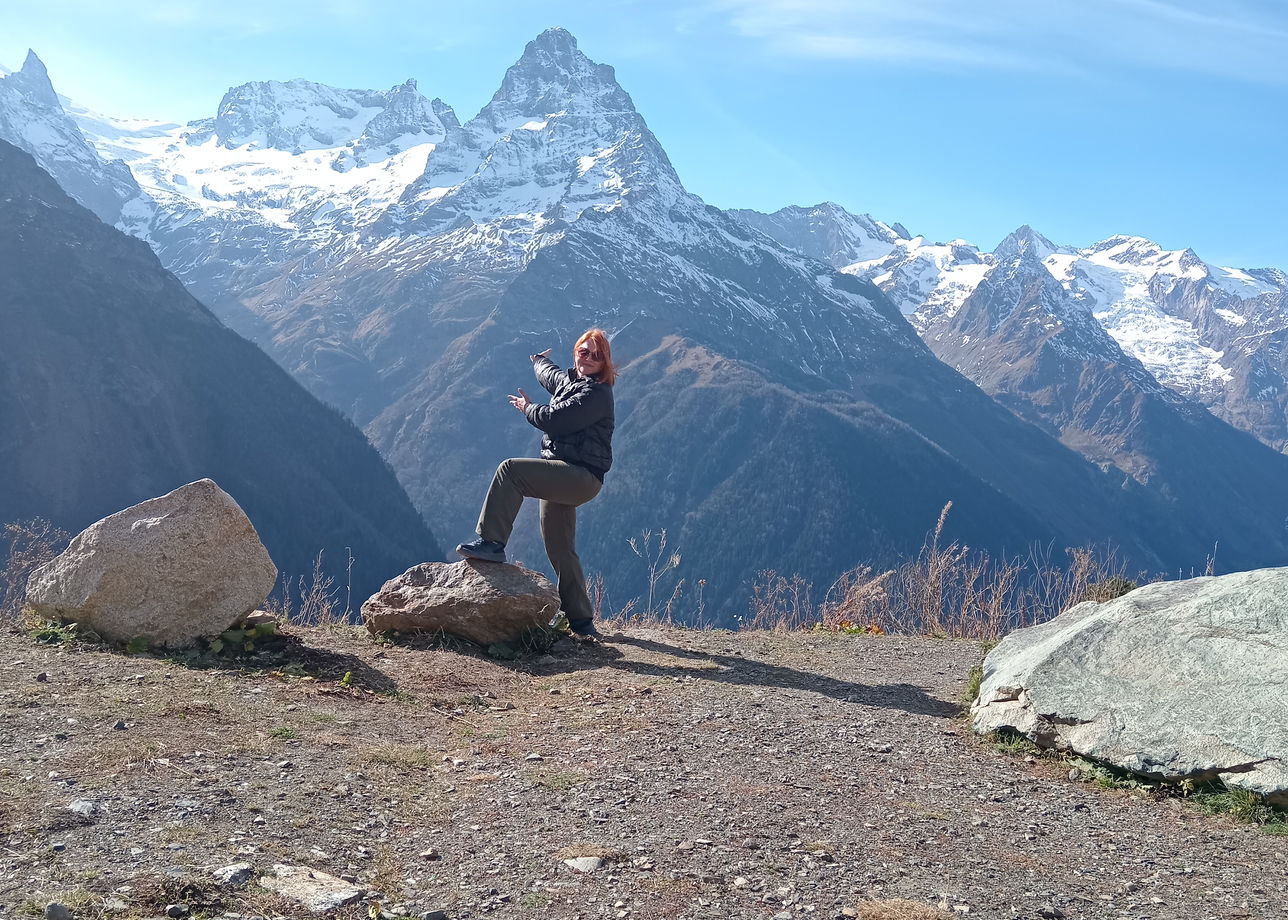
[1,623,1283,920]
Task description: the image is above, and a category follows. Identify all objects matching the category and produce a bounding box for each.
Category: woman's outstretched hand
[530,348,552,363]
[508,388,531,413]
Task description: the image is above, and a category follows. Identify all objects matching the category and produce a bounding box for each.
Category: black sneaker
[455,538,507,564]
[568,620,604,641]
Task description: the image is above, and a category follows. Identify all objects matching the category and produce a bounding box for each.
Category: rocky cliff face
[0,140,441,605]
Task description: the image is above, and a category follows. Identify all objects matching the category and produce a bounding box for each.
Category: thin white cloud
[709,0,1288,83]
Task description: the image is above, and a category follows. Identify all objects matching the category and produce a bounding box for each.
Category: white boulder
[972,567,1288,804]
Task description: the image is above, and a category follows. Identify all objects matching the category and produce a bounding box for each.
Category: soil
[0,623,1283,920]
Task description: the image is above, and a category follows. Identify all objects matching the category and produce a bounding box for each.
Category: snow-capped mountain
[10,30,1282,618]
[0,50,148,232]
[745,208,1288,569]
[746,204,1288,455]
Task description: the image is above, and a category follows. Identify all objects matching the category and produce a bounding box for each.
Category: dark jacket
[524,356,614,478]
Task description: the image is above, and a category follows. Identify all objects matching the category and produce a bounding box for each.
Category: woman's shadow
[535,632,960,718]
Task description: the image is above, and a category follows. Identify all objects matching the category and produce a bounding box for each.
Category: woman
[456,329,616,639]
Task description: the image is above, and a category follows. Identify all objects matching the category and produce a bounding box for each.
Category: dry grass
[0,518,69,619]
[740,502,1145,640]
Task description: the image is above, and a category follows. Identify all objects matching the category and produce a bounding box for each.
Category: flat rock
[972,567,1288,803]
[259,864,363,912]
[362,560,559,646]
[211,862,254,887]
[25,479,277,648]
[564,856,603,872]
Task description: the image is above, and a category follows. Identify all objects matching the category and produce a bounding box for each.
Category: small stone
[1038,908,1066,919]
[420,912,449,920]
[525,753,544,762]
[36,672,49,682]
[212,863,254,887]
[874,743,893,754]
[564,856,602,872]
[740,838,760,849]
[419,848,441,861]
[66,800,97,818]
[165,905,189,918]
[733,877,749,888]
[113,720,127,731]
[675,840,695,851]
[51,842,66,852]
[1068,768,1081,781]
[45,904,73,920]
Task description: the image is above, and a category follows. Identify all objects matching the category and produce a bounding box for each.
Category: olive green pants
[477,458,603,625]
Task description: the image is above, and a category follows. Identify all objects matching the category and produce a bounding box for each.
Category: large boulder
[26,479,277,648]
[362,560,559,646]
[972,568,1288,804]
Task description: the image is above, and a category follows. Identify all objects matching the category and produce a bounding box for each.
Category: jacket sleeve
[525,383,611,436]
[532,356,563,396]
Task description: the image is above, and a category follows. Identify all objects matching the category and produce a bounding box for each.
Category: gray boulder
[362,560,559,646]
[972,567,1288,804]
[26,479,277,648]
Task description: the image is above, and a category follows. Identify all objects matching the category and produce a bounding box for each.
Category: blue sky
[3,0,1285,268]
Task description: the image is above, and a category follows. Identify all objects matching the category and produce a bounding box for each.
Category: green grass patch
[988,728,1042,756]
[1187,784,1288,832]
[26,616,77,645]
[960,664,984,709]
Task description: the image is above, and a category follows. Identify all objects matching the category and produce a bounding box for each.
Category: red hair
[576,328,616,386]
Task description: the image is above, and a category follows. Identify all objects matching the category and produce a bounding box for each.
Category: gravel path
[1,624,1283,920]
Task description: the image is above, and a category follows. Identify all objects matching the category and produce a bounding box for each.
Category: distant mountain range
[739,204,1288,455]
[4,31,1287,622]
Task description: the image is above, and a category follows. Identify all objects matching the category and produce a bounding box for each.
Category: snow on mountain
[73,76,457,246]
[379,28,689,268]
[0,50,148,230]
[849,237,994,329]
[838,223,1285,406]
[741,199,1288,453]
[1041,236,1233,397]
[731,203,908,269]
